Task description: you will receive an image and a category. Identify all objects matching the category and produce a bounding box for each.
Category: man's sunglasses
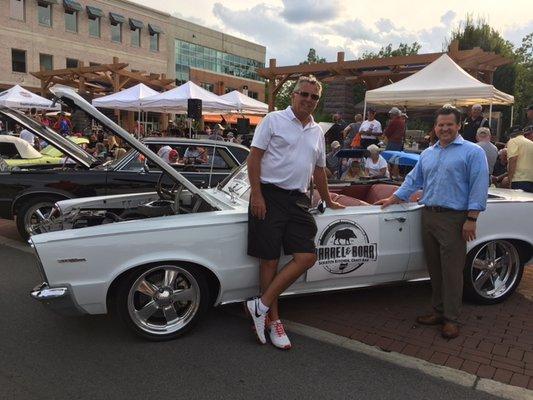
[294,91,320,101]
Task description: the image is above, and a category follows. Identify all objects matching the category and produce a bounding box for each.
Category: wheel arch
[106,260,222,312]
[468,235,533,265]
[12,190,72,216]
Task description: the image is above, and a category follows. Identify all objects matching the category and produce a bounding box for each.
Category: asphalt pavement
[0,244,505,400]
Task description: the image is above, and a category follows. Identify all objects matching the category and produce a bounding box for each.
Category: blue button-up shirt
[395,135,489,211]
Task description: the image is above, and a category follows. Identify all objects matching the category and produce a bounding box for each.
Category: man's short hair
[436,105,461,124]
[472,104,482,111]
[293,75,322,95]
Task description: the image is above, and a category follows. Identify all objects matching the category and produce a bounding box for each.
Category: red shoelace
[272,321,286,337]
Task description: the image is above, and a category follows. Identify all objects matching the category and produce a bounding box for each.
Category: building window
[131,27,141,47]
[248,91,259,99]
[88,16,100,37]
[150,33,159,52]
[64,10,78,32]
[200,83,214,92]
[37,1,52,26]
[174,39,265,82]
[111,22,122,43]
[11,49,27,73]
[66,58,79,68]
[39,54,53,71]
[10,0,25,21]
[89,62,100,67]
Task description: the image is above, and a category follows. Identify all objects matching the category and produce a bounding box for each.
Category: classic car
[29,86,533,341]
[0,105,249,240]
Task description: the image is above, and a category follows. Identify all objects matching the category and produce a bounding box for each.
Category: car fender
[467,233,533,259]
[12,189,73,215]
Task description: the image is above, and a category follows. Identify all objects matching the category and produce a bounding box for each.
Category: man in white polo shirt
[245,76,344,349]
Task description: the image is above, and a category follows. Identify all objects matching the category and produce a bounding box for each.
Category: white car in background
[29,86,533,341]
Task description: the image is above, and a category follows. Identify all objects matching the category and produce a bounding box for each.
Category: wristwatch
[466,216,477,222]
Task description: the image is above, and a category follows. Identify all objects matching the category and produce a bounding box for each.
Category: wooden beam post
[78,61,86,94]
[267,58,276,112]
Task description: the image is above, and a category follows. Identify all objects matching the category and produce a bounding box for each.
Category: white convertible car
[30,87,533,341]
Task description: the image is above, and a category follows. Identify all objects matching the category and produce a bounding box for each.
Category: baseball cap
[331,140,341,149]
[389,107,401,115]
[367,107,376,113]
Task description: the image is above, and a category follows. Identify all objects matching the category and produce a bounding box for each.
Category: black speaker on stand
[237,118,250,136]
[187,98,202,138]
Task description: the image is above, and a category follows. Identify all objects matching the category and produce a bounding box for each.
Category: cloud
[502,20,533,47]
[280,0,340,24]
[376,18,395,33]
[440,10,457,26]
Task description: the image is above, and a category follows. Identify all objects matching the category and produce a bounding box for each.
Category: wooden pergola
[259,40,512,111]
[31,56,174,97]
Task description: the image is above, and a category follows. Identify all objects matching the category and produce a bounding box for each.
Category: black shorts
[247,183,317,260]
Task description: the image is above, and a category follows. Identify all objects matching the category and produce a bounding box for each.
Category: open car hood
[0,107,96,168]
[49,85,218,207]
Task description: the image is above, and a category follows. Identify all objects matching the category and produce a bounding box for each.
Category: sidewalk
[282,269,533,390]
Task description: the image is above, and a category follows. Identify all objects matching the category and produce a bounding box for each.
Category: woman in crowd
[341,158,364,181]
[364,144,390,178]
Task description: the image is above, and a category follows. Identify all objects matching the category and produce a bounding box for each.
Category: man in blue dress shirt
[377,105,489,339]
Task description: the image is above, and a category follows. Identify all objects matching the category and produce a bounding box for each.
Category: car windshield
[221,164,250,200]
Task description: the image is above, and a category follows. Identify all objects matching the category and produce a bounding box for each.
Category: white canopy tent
[363,54,514,121]
[219,90,268,114]
[140,81,234,113]
[92,83,159,111]
[0,85,58,110]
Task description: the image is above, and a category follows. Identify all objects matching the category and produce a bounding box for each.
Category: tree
[300,48,327,65]
[514,33,533,125]
[361,42,421,59]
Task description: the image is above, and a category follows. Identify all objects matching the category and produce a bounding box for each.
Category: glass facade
[39,53,53,70]
[37,2,51,26]
[175,39,264,82]
[131,27,140,47]
[111,22,122,43]
[64,10,77,32]
[88,16,100,37]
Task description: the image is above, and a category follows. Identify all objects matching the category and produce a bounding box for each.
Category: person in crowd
[359,108,382,148]
[94,142,107,159]
[461,104,489,142]
[40,112,52,127]
[157,145,173,163]
[341,158,364,181]
[383,107,406,151]
[106,136,119,159]
[114,148,127,161]
[326,140,341,178]
[376,105,489,339]
[342,114,363,148]
[184,146,208,164]
[209,124,225,141]
[204,126,212,136]
[85,134,99,154]
[53,112,72,136]
[168,121,180,137]
[325,112,346,146]
[491,148,509,188]
[226,132,236,143]
[365,144,390,178]
[475,127,498,176]
[506,125,533,192]
[19,127,36,147]
[168,149,180,164]
[245,75,344,350]
[526,105,533,127]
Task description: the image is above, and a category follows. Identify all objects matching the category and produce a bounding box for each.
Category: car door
[305,204,411,285]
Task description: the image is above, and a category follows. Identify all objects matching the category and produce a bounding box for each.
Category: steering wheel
[156,172,180,201]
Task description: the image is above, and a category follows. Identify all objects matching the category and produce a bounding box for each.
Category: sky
[132,0,532,65]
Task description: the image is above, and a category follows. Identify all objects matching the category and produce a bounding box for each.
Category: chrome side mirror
[309,201,326,215]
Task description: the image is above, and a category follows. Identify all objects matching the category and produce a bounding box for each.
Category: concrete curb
[0,235,32,254]
[283,320,533,400]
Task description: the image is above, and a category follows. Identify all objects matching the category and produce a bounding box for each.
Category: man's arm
[248,147,267,219]
[313,166,344,209]
[506,157,517,187]
[376,156,424,207]
[463,148,489,241]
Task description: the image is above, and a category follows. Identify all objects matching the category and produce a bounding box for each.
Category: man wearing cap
[462,104,489,142]
[383,107,406,151]
[245,75,344,349]
[326,140,342,178]
[376,105,489,339]
[506,125,533,193]
[359,108,382,148]
[476,127,498,176]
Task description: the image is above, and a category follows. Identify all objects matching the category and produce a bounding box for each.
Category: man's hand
[374,195,401,208]
[462,220,476,241]
[326,200,345,210]
[250,191,267,219]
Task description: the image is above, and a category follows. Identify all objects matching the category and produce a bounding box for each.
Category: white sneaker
[245,298,267,344]
[268,320,291,350]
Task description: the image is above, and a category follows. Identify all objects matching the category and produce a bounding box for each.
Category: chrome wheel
[470,240,521,300]
[25,201,54,235]
[127,265,201,336]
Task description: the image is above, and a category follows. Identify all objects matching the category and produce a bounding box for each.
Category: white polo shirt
[251,106,326,192]
[359,119,382,139]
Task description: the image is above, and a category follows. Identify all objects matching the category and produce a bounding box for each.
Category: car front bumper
[30,282,86,316]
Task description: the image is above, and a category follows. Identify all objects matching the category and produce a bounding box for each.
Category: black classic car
[0,105,249,240]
